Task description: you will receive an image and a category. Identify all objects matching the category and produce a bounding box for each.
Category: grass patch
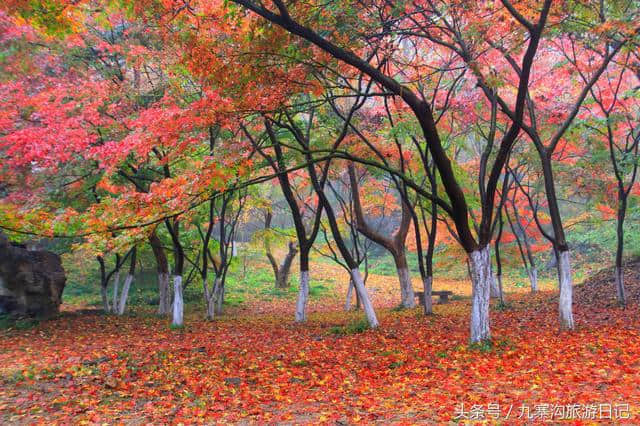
[329,318,370,336]
[0,314,41,331]
[468,338,514,354]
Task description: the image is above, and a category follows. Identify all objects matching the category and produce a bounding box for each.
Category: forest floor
[1,260,639,424]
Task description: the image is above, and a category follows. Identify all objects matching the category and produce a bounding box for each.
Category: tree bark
[117,275,133,315]
[490,274,501,299]
[557,250,574,329]
[215,282,224,315]
[469,246,492,343]
[97,256,110,313]
[529,268,538,293]
[345,278,354,311]
[117,247,136,315]
[172,275,184,326]
[111,271,120,314]
[204,277,218,320]
[422,275,433,315]
[295,270,310,322]
[615,197,627,306]
[277,242,298,288]
[350,268,379,328]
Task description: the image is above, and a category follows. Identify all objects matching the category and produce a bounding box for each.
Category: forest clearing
[1,257,639,423]
[1,0,640,423]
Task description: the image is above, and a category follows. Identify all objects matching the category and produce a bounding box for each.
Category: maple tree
[3,0,640,422]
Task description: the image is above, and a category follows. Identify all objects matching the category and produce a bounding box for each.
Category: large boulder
[0,231,66,317]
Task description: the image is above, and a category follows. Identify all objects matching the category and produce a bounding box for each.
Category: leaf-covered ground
[1,263,639,423]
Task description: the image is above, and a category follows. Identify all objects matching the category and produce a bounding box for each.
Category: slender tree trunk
[101,286,110,312]
[494,216,505,305]
[117,275,134,315]
[557,249,574,329]
[204,277,218,320]
[422,275,433,315]
[277,242,298,288]
[615,198,627,306]
[469,246,492,343]
[158,273,170,315]
[117,248,137,316]
[490,274,501,299]
[111,271,120,314]
[345,278,354,311]
[529,268,538,293]
[395,252,415,308]
[98,257,110,313]
[350,268,379,328]
[295,270,310,322]
[215,282,224,315]
[539,154,574,329]
[172,275,184,326]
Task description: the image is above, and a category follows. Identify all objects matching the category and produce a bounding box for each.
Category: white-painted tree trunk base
[398,267,416,308]
[469,247,491,343]
[423,275,433,315]
[295,271,310,322]
[205,278,219,320]
[111,271,120,314]
[558,250,574,330]
[345,278,354,311]
[490,273,500,299]
[529,268,538,293]
[615,266,626,306]
[351,268,379,328]
[172,275,184,326]
[117,275,133,315]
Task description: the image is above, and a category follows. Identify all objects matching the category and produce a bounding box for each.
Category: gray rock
[0,231,66,317]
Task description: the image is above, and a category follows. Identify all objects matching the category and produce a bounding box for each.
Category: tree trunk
[295,270,310,322]
[117,274,134,315]
[111,271,120,314]
[490,274,500,299]
[117,247,136,315]
[615,266,626,307]
[101,285,110,313]
[496,274,504,305]
[277,242,298,288]
[529,268,538,293]
[395,255,415,308]
[158,273,170,315]
[615,202,627,306]
[345,278,354,311]
[98,257,110,313]
[350,268,379,328]
[557,250,574,330]
[422,275,433,315]
[469,246,492,343]
[215,282,224,315]
[204,277,218,320]
[172,275,184,326]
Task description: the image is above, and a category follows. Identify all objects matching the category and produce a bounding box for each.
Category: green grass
[0,314,41,331]
[61,253,333,312]
[328,318,370,336]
